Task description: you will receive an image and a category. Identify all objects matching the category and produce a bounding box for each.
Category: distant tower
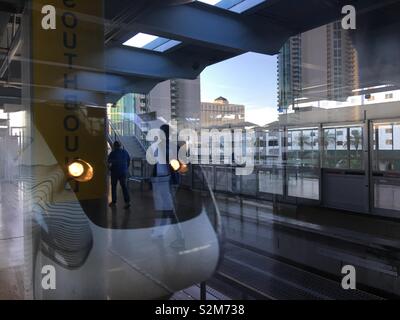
[277,34,302,112]
[277,22,359,111]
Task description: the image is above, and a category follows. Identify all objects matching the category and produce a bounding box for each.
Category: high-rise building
[143,78,201,129]
[278,22,359,111]
[277,35,302,111]
[201,97,245,128]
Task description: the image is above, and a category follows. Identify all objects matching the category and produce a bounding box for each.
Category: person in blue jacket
[108,141,131,209]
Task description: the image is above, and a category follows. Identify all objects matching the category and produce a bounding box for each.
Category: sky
[200,52,279,126]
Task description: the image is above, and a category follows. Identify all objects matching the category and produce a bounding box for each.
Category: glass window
[373,122,400,172]
[322,127,363,170]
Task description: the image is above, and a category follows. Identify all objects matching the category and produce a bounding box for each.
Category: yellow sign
[32,0,107,205]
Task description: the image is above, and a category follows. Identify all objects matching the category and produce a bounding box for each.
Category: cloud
[245,106,278,126]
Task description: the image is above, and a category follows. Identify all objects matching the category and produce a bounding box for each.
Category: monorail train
[29,119,222,300]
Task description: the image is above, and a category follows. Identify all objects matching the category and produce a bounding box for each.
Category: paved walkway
[0,182,24,299]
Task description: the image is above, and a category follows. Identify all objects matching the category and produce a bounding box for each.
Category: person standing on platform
[108,141,131,209]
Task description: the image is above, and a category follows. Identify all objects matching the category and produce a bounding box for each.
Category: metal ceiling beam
[105,45,208,80]
[125,1,292,55]
[0,70,161,107]
[32,71,162,98]
[0,85,20,106]
[10,43,210,82]
[250,0,400,34]
[7,41,214,102]
[0,0,24,13]
[0,12,10,33]
[0,25,20,78]
[123,0,400,56]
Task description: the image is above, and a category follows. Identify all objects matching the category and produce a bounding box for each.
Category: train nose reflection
[33,160,221,299]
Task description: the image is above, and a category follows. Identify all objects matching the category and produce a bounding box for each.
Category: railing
[107,117,149,154]
[107,119,123,147]
[131,116,153,152]
[134,123,150,153]
[129,159,321,203]
[131,157,152,179]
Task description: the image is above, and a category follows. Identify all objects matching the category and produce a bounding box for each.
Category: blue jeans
[111,174,130,204]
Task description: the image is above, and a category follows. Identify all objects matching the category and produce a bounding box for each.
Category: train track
[212,239,384,300]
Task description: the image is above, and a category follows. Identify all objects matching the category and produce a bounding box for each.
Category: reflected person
[151,124,184,246]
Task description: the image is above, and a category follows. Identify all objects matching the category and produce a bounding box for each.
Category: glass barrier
[1,0,400,301]
[373,121,400,172]
[323,126,363,170]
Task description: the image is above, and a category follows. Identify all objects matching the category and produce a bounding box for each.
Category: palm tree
[323,130,336,149]
[298,133,311,149]
[350,129,362,151]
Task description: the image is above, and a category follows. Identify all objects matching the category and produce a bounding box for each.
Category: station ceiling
[0,0,399,106]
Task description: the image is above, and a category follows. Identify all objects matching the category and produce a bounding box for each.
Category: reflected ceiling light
[197,0,265,13]
[67,159,94,182]
[123,33,158,48]
[197,0,220,4]
[352,84,392,92]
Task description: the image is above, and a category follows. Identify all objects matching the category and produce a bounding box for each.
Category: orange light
[67,159,94,182]
[178,163,189,174]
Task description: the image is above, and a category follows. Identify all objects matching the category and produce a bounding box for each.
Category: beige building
[201,97,245,128]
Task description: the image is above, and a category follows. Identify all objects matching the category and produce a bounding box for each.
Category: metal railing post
[200,282,207,300]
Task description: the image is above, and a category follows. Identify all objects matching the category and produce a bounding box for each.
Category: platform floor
[170,284,230,300]
[85,179,208,229]
[0,182,24,299]
[211,195,400,299]
[2,179,400,299]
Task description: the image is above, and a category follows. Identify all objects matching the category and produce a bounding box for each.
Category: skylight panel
[123,33,181,52]
[229,0,266,13]
[153,40,182,52]
[196,0,266,13]
[197,0,221,5]
[123,33,158,48]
